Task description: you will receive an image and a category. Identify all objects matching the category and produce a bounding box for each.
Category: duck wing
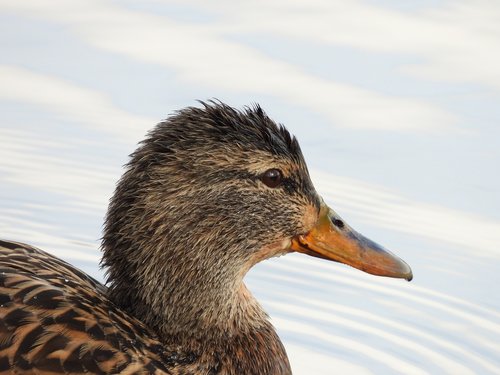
[0,240,192,374]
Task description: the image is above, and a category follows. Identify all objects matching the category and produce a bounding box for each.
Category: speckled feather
[0,240,191,374]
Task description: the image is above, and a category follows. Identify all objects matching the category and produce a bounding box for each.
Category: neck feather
[104,235,269,342]
[106,259,292,374]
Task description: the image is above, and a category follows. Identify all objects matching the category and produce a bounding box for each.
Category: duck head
[101,101,412,346]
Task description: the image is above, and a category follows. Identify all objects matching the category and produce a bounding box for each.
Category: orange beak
[291,201,413,281]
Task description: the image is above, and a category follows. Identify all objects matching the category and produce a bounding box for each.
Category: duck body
[0,102,411,374]
[0,240,180,374]
[0,240,289,374]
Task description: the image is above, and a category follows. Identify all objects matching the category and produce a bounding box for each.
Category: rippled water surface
[1,1,500,374]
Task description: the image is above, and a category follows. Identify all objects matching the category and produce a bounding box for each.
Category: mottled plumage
[0,240,176,374]
[0,101,412,374]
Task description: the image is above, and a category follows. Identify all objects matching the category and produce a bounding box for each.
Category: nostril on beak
[330,216,345,229]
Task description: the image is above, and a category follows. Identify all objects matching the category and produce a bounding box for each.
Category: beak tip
[400,261,413,282]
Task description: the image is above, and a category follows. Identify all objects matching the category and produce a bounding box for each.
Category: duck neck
[105,242,268,342]
[107,259,292,374]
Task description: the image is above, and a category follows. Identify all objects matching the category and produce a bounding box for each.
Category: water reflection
[249,256,500,374]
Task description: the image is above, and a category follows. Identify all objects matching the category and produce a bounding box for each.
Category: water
[1,1,500,374]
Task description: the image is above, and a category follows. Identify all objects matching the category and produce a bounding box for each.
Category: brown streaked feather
[0,240,198,374]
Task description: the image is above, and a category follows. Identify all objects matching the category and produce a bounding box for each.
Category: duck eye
[261,168,283,188]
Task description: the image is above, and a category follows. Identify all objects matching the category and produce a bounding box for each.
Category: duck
[0,101,412,375]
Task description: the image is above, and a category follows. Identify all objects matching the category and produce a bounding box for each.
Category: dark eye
[261,168,283,188]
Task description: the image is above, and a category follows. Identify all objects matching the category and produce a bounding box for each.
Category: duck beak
[290,201,413,281]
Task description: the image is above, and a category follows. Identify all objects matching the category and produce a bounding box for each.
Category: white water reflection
[250,256,500,374]
[1,1,500,374]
